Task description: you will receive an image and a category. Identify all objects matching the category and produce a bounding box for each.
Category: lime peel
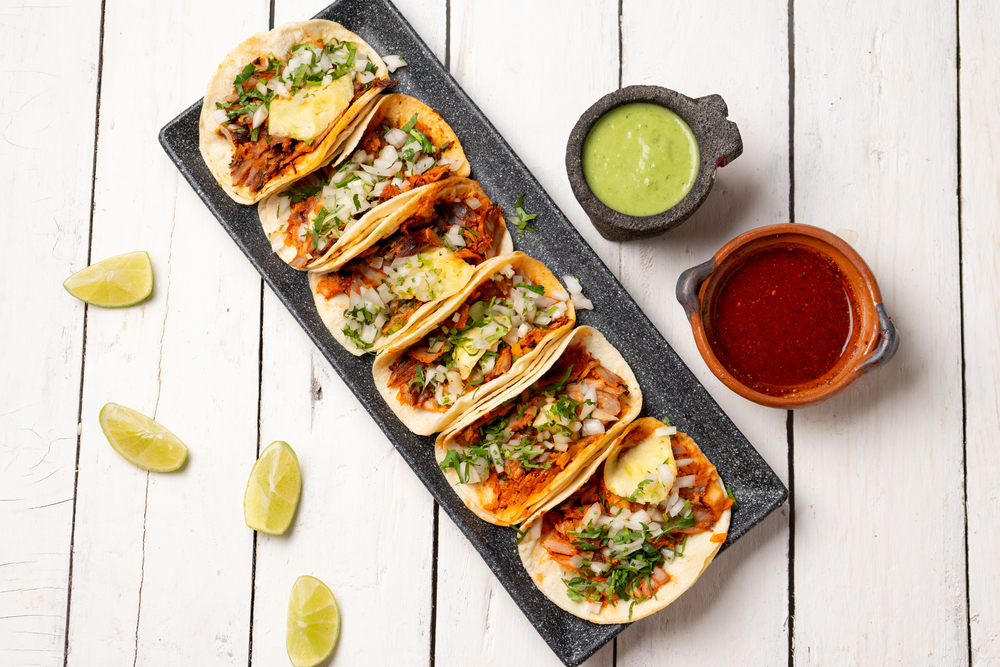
[287,575,340,667]
[244,441,301,535]
[98,403,188,472]
[63,251,153,307]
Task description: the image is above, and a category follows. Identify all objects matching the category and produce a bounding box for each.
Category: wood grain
[248,2,443,665]
[0,3,101,666]
[436,1,618,664]
[959,1,1000,664]
[618,2,791,662]
[792,2,966,664]
[65,2,268,665]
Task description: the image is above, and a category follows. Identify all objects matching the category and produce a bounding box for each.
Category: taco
[372,252,576,436]
[258,94,470,271]
[199,20,393,204]
[517,417,733,623]
[309,178,513,356]
[435,326,642,526]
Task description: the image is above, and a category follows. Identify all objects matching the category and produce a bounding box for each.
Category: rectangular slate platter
[159,0,788,663]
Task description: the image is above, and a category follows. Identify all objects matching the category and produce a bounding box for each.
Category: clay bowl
[675,224,899,409]
[566,85,743,242]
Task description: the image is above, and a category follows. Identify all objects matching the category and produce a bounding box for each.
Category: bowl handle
[676,258,716,321]
[856,303,900,375]
[696,95,743,167]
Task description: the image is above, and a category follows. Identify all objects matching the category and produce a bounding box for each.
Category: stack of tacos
[201,18,735,628]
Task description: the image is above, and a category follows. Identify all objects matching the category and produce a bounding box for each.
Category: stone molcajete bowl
[566,85,743,241]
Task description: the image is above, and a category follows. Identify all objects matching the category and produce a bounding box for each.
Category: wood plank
[249,1,443,665]
[437,2,617,664]
[0,2,102,666]
[617,2,791,663]
[65,3,269,665]
[959,1,1000,664]
[792,2,966,664]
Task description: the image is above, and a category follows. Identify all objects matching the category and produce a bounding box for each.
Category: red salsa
[707,245,857,396]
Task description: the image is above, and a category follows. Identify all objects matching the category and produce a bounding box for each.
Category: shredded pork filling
[386,268,569,411]
[440,345,630,515]
[531,429,733,612]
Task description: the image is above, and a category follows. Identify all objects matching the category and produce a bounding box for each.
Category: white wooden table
[2,0,996,665]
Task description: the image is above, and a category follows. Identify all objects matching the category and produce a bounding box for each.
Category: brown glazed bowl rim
[677,223,898,409]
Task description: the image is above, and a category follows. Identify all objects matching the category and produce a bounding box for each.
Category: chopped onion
[562,275,583,295]
[465,197,481,209]
[255,81,267,96]
[358,70,376,84]
[213,108,228,124]
[571,294,594,310]
[591,409,617,423]
[252,104,268,129]
[550,289,568,301]
[590,561,608,574]
[675,475,696,488]
[658,463,676,490]
[582,503,602,526]
[384,54,407,72]
[385,128,408,148]
[581,419,605,436]
[654,426,677,437]
[569,555,583,569]
[414,155,436,173]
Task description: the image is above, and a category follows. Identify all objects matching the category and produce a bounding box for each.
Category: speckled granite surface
[159,0,785,664]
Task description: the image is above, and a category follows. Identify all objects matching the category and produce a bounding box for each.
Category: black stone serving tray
[159,0,787,663]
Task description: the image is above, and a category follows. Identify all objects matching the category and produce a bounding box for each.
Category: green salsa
[582,102,699,217]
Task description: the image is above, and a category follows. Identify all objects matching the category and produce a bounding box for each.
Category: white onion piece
[255,81,267,96]
[654,426,678,437]
[251,104,268,129]
[581,503,602,526]
[385,128,408,148]
[658,464,676,490]
[630,509,650,525]
[358,70,376,84]
[669,497,686,517]
[571,294,594,310]
[465,197,481,209]
[581,419,605,436]
[529,519,542,542]
[569,555,583,569]
[675,475,696,488]
[675,458,694,467]
[414,155,436,173]
[591,409,617,423]
[213,108,228,124]
[550,289,569,301]
[562,275,583,295]
[384,54,407,72]
[590,561,608,574]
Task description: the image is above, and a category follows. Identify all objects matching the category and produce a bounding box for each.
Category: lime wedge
[244,441,301,535]
[98,403,188,472]
[63,251,153,307]
[287,575,340,667]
